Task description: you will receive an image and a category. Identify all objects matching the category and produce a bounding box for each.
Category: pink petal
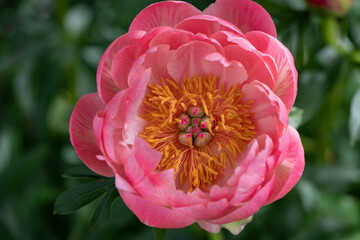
[224,44,277,89]
[266,126,305,204]
[167,41,217,82]
[118,190,195,228]
[246,31,298,112]
[132,137,162,176]
[69,93,113,176]
[129,1,202,32]
[203,0,277,37]
[175,198,230,220]
[209,175,275,224]
[230,135,273,205]
[197,220,221,233]
[111,46,137,90]
[175,15,244,37]
[97,31,146,104]
[115,173,136,194]
[241,81,288,142]
[202,52,248,88]
[149,28,224,53]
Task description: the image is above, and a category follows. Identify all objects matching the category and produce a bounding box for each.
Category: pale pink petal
[118,190,195,228]
[202,52,248,88]
[129,1,202,32]
[221,216,253,235]
[203,0,277,37]
[167,41,217,82]
[175,15,244,37]
[209,175,275,224]
[197,220,221,233]
[224,45,277,89]
[246,31,298,112]
[266,126,305,204]
[69,93,113,176]
[97,31,146,103]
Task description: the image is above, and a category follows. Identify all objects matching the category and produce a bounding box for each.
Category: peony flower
[69,0,304,234]
[306,0,353,16]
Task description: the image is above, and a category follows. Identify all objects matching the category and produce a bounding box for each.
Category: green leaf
[152,228,167,240]
[289,106,304,129]
[89,187,119,230]
[349,89,360,145]
[54,178,114,214]
[62,166,102,179]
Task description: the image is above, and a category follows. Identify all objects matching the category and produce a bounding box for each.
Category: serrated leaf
[62,166,102,179]
[89,187,118,230]
[289,106,304,129]
[349,89,360,145]
[54,178,114,214]
[153,228,167,240]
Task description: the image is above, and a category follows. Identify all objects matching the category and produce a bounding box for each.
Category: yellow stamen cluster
[138,75,256,191]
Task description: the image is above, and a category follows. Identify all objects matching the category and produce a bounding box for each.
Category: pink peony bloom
[69,0,304,234]
[306,0,353,16]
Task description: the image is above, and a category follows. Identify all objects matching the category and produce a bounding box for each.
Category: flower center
[139,75,256,192]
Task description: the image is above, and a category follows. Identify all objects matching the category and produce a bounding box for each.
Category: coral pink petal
[129,1,202,32]
[175,15,244,37]
[210,175,275,224]
[132,137,162,176]
[97,31,145,104]
[246,31,298,112]
[266,126,305,204]
[69,93,113,176]
[123,69,151,144]
[176,198,230,220]
[100,90,129,165]
[202,52,248,88]
[203,0,277,37]
[242,82,288,141]
[224,45,277,89]
[230,135,273,205]
[115,173,136,194]
[111,46,137,90]
[118,190,195,228]
[167,41,217,82]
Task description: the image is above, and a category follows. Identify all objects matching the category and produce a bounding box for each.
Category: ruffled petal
[224,44,277,89]
[167,41,217,82]
[97,31,145,104]
[266,126,305,204]
[175,15,244,37]
[246,31,298,112]
[203,0,277,37]
[129,1,202,32]
[69,93,113,176]
[118,190,195,228]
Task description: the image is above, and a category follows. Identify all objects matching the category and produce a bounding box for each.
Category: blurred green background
[1,0,360,239]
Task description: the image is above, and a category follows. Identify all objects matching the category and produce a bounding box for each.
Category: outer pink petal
[97,31,145,104]
[129,1,202,32]
[132,137,162,176]
[69,93,113,176]
[203,0,277,37]
[266,126,305,204]
[246,31,298,112]
[209,175,275,224]
[175,15,244,37]
[118,190,195,228]
[167,41,217,82]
